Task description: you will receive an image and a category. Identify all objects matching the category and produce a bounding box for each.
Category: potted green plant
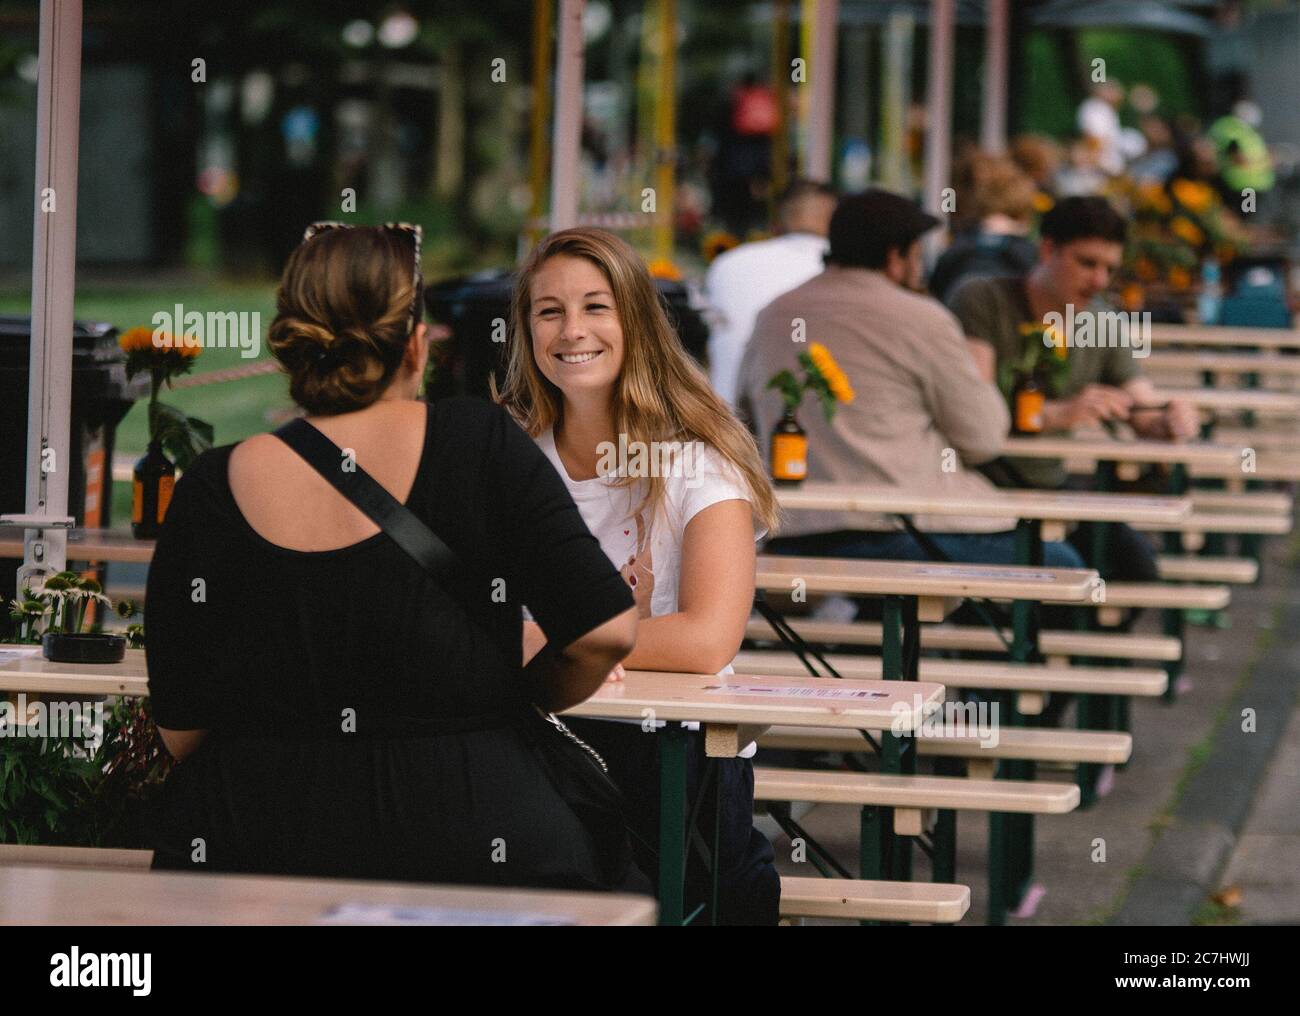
[9,572,125,663]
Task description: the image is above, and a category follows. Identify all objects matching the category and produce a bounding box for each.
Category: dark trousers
[567,717,780,926]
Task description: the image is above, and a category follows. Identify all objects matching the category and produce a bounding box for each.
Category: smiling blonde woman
[496,226,781,924]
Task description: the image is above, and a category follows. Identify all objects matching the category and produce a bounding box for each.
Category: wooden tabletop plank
[1190,454,1300,481]
[565,669,945,732]
[1148,351,1300,375]
[0,865,656,926]
[775,483,1191,525]
[1002,435,1243,467]
[755,555,1096,602]
[0,528,155,564]
[1149,324,1300,350]
[0,646,147,697]
[758,725,1134,765]
[0,650,945,736]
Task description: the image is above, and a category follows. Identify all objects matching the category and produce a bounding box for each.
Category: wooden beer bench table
[750,556,1095,923]
[0,863,658,926]
[564,669,949,925]
[0,652,957,925]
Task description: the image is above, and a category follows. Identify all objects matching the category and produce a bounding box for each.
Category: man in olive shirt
[739,189,1084,572]
[947,196,1199,582]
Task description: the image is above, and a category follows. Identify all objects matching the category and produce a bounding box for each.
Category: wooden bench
[0,844,154,869]
[732,650,1167,714]
[1156,555,1259,584]
[754,768,1080,818]
[745,617,1182,662]
[1089,582,1231,619]
[759,725,1133,774]
[778,875,969,923]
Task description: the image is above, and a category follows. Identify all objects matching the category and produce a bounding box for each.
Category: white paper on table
[0,646,43,665]
[315,903,575,926]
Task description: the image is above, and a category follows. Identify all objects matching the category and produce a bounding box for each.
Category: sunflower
[807,342,855,404]
[701,230,740,262]
[646,258,683,281]
[1170,216,1205,248]
[1171,178,1214,214]
[1120,284,1145,312]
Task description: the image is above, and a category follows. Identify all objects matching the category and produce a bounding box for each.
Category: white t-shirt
[536,427,766,755]
[537,427,765,619]
[704,232,829,406]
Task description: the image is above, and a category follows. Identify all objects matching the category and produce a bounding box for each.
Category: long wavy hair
[495,227,779,536]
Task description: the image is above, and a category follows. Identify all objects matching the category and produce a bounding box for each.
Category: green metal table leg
[879,595,916,882]
[1002,520,1042,912]
[657,723,689,926]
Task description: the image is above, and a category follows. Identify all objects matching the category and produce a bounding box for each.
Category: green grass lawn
[0,282,292,458]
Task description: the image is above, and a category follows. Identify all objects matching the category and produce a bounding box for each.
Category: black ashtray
[42,632,127,664]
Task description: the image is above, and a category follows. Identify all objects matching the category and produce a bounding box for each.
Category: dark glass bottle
[770,408,808,486]
[132,440,175,538]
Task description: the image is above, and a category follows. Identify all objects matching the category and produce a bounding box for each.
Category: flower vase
[132,440,175,539]
[770,408,808,486]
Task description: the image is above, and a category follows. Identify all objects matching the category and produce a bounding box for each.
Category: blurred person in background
[709,73,779,237]
[704,179,837,405]
[930,155,1039,303]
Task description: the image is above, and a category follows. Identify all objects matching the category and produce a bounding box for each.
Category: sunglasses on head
[302,221,424,333]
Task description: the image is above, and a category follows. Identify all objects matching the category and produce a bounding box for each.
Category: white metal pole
[922,0,954,258]
[549,0,586,231]
[22,0,82,585]
[805,0,839,183]
[981,0,1009,154]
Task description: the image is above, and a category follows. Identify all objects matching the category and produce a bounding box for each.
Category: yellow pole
[799,0,815,175]
[771,0,790,219]
[528,0,553,245]
[653,0,677,261]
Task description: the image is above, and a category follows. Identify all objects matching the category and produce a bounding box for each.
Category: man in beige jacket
[737,189,1084,572]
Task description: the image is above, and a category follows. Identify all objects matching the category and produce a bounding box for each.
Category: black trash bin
[0,315,147,612]
[424,269,709,401]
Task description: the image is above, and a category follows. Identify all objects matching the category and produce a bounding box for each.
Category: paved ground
[766,529,1300,926]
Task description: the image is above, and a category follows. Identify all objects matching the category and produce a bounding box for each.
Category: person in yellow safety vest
[1209,101,1275,196]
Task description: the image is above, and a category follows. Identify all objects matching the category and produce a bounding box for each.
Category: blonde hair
[495,227,779,536]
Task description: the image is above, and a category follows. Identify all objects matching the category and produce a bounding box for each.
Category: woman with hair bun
[146,223,644,892]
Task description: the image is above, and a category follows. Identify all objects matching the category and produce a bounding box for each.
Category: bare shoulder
[228,432,297,487]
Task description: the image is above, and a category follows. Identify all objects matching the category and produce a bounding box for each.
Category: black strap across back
[272,416,460,583]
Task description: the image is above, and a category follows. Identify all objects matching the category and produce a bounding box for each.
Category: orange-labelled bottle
[1011,372,1045,435]
[771,409,808,485]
